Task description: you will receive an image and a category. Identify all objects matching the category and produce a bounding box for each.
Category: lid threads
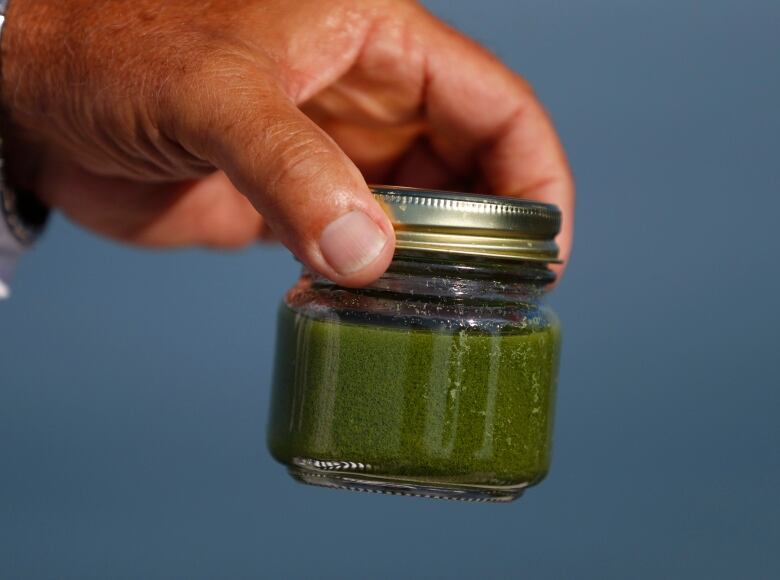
[371,186,561,263]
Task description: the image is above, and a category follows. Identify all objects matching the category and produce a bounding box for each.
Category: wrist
[1,0,50,191]
[0,0,49,300]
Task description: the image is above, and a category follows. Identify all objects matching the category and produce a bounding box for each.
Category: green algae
[268,305,560,486]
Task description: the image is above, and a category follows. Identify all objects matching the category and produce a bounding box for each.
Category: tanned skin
[1,0,574,286]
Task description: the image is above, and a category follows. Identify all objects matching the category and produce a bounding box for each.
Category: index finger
[420,16,575,269]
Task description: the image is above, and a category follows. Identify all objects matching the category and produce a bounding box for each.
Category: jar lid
[371,186,561,263]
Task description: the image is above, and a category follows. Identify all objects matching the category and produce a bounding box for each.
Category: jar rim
[371,186,561,263]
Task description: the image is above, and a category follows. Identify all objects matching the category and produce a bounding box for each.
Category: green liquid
[268,305,560,486]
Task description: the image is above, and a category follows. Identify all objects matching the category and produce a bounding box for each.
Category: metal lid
[371,186,561,263]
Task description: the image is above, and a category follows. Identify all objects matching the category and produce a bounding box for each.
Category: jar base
[287,463,528,503]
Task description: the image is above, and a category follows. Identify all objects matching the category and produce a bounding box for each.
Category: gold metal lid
[371,186,561,263]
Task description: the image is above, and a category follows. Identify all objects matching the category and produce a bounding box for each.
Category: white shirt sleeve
[0,214,24,299]
[0,254,17,298]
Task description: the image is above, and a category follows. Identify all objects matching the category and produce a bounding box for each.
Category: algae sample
[268,304,560,486]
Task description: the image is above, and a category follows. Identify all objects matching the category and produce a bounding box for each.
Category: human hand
[2,0,574,286]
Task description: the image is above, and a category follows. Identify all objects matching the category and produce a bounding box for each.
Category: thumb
[184,84,395,287]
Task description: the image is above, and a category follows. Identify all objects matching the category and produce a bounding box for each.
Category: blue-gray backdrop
[2,1,778,578]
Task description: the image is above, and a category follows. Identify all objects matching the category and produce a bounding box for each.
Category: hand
[2,0,574,286]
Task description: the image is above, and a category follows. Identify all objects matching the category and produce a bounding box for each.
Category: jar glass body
[267,255,561,502]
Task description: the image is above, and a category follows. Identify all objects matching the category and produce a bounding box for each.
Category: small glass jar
[268,187,562,502]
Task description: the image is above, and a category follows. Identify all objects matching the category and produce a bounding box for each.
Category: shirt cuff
[0,210,24,300]
[0,251,16,299]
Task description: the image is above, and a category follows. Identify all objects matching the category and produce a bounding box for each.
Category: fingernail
[319,210,389,276]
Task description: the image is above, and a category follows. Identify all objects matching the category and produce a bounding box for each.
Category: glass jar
[268,187,563,502]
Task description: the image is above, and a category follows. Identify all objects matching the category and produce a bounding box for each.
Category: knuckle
[165,51,275,157]
[263,124,332,194]
[514,75,537,99]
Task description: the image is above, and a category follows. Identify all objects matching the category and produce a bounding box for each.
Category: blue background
[2,1,779,578]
